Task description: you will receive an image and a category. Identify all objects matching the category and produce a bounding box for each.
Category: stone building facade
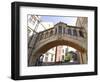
[76,17,88,64]
[76,17,88,32]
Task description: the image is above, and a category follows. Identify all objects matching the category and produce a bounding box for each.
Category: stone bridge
[28,22,87,66]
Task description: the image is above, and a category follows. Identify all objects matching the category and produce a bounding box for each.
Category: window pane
[73,29,77,36]
[68,29,72,35]
[58,26,62,34]
[79,30,84,37]
[63,28,65,34]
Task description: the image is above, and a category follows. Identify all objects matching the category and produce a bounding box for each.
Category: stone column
[76,52,83,64]
[78,52,87,64]
[82,52,87,64]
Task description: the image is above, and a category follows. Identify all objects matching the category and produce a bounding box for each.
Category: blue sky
[40,15,77,26]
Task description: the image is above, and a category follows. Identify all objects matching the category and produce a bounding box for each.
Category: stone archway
[28,39,87,66]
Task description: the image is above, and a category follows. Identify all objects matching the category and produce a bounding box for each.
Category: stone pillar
[76,52,83,64]
[76,50,87,64]
[82,52,87,64]
[28,55,37,66]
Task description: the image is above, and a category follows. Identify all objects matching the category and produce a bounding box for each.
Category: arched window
[63,27,66,34]
[58,26,62,34]
[73,29,77,36]
[68,29,72,35]
[79,30,84,37]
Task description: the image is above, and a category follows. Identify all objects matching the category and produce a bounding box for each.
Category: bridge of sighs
[28,22,87,66]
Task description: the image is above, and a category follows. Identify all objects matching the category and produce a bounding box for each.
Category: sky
[40,15,77,26]
[28,15,78,32]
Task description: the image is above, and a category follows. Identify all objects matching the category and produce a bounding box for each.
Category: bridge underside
[35,40,86,54]
[28,39,87,66]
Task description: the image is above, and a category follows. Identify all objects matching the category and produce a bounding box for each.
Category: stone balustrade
[36,24,86,46]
